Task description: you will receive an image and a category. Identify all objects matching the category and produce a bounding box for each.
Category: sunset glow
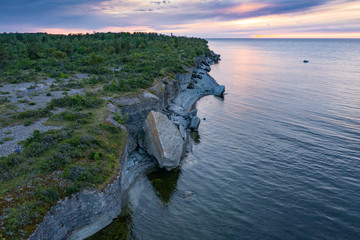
[1,0,359,38]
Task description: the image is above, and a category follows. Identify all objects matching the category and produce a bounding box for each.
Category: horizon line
[1,31,360,39]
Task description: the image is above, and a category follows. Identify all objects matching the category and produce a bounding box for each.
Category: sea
[90,39,360,239]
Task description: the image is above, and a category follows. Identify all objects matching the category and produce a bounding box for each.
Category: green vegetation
[0,32,211,239]
[113,112,128,125]
[0,101,127,238]
[0,32,209,92]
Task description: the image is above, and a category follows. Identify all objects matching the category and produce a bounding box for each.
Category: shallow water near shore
[93,39,360,239]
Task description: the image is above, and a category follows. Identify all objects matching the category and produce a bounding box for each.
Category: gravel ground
[0,77,85,111]
[0,74,90,157]
[0,118,61,157]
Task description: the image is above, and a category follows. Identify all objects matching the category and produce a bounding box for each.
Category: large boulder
[143,111,184,170]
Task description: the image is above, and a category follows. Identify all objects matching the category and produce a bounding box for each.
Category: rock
[189,116,201,131]
[4,197,13,202]
[202,60,210,67]
[210,50,221,63]
[170,114,189,129]
[178,124,187,140]
[179,191,195,198]
[138,147,147,155]
[176,68,193,90]
[200,64,211,72]
[143,111,184,170]
[214,85,225,97]
[185,109,198,119]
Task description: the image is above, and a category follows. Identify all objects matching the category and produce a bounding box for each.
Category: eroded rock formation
[144,111,184,170]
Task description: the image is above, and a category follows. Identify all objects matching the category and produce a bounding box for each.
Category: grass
[0,136,13,144]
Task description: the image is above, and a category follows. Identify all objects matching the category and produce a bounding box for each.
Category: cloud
[0,0,359,38]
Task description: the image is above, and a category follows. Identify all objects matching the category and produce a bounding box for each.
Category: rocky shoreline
[28,51,224,239]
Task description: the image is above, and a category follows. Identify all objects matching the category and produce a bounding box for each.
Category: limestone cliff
[29,53,222,240]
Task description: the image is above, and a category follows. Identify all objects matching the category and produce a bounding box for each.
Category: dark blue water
[98,39,360,239]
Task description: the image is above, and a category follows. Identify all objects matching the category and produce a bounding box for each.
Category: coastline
[27,52,224,239]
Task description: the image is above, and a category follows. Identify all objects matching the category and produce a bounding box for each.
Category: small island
[0,32,224,239]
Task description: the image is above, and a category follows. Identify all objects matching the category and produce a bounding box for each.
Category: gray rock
[179,124,187,140]
[210,50,221,63]
[138,147,147,155]
[143,111,184,170]
[214,85,225,97]
[189,116,201,131]
[200,64,211,72]
[185,109,198,119]
[170,114,189,129]
[176,68,193,90]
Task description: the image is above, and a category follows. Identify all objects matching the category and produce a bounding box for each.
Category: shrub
[113,112,128,124]
[65,184,80,196]
[64,165,101,184]
[35,187,60,204]
[15,107,51,120]
[41,152,71,171]
[102,123,121,134]
[51,111,92,122]
[89,150,103,160]
[89,53,105,66]
[50,93,103,110]
[53,50,67,59]
[7,202,35,231]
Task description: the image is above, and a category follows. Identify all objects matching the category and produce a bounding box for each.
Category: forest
[0,32,209,91]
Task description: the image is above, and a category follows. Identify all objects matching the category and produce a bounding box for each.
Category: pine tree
[0,43,7,65]
[27,40,40,60]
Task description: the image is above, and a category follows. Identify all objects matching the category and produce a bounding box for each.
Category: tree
[65,42,74,56]
[27,40,40,60]
[89,53,105,66]
[53,50,67,59]
[0,43,7,65]
[138,41,146,49]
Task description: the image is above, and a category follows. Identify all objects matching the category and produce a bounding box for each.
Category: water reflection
[85,206,133,240]
[190,131,201,144]
[147,167,181,204]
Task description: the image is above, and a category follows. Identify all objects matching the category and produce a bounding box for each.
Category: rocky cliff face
[29,53,223,240]
[111,77,180,132]
[29,134,129,240]
[176,67,194,91]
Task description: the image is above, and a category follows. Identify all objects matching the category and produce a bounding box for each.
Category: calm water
[95,39,360,239]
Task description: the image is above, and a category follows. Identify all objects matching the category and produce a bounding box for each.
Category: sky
[0,0,359,38]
